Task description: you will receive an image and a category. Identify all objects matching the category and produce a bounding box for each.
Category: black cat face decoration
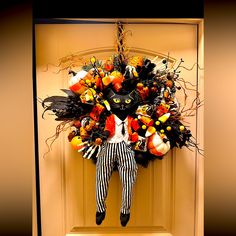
[106,88,140,111]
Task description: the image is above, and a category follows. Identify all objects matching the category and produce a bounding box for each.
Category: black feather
[60,89,77,97]
[42,96,69,108]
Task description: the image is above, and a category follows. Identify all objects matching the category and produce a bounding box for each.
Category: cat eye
[125,99,132,104]
[113,98,121,103]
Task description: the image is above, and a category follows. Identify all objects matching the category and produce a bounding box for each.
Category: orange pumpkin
[147,132,170,156]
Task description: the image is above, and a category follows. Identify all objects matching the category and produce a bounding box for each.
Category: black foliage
[136,59,156,81]
[42,89,94,120]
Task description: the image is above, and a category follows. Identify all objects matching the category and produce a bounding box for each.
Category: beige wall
[0,6,34,236]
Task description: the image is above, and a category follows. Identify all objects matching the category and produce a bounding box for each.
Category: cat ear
[129,89,141,103]
[129,90,138,99]
[128,90,135,99]
[106,88,116,99]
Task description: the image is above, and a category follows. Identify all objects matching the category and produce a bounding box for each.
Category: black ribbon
[121,121,125,135]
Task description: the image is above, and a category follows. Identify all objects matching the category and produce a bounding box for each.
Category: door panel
[36,20,203,236]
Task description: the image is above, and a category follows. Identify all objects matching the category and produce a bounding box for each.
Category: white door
[35,19,204,236]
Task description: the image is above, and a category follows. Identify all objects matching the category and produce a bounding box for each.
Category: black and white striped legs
[96,141,138,215]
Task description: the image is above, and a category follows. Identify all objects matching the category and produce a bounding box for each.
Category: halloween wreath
[40,22,203,227]
[41,55,202,165]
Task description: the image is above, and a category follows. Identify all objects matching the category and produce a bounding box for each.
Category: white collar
[114,115,128,126]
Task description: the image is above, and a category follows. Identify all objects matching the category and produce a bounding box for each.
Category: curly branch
[43,120,72,158]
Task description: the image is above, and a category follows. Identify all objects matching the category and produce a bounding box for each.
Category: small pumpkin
[147,132,170,156]
[70,136,83,150]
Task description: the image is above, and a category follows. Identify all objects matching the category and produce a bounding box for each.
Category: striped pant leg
[117,141,138,214]
[96,143,115,213]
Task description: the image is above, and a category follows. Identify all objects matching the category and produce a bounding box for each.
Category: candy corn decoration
[103,100,111,111]
[102,75,113,86]
[69,70,88,94]
[80,88,96,104]
[158,113,170,123]
[102,71,124,92]
[145,126,156,137]
[138,115,154,126]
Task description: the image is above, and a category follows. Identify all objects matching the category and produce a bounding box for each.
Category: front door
[35,19,204,236]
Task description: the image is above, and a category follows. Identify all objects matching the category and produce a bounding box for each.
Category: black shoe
[120,213,130,227]
[96,211,106,225]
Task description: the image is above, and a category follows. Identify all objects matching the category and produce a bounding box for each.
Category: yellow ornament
[160,129,165,133]
[142,125,147,130]
[90,56,96,64]
[166,126,172,131]
[155,121,160,126]
[179,125,185,131]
